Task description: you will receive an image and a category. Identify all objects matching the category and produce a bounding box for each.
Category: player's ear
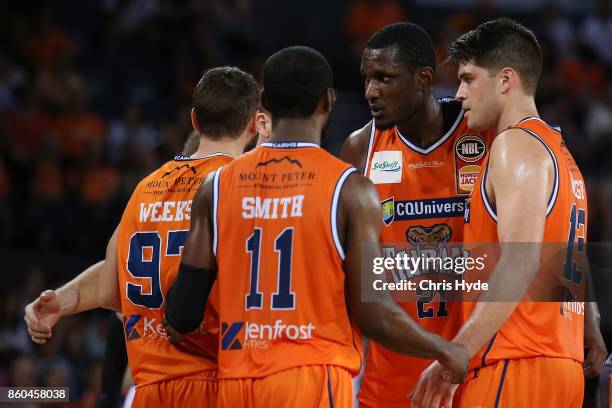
[256,111,272,141]
[191,108,201,133]
[416,67,434,91]
[499,67,515,94]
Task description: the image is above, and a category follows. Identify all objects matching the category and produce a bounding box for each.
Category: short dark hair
[448,19,542,95]
[262,46,333,119]
[365,23,436,72]
[193,67,260,140]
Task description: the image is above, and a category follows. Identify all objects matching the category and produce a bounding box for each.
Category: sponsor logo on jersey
[406,160,444,169]
[267,142,301,149]
[124,315,142,341]
[454,134,487,195]
[222,320,315,350]
[222,322,244,350]
[256,155,303,168]
[382,197,395,226]
[458,165,480,193]
[381,197,466,222]
[369,151,402,184]
[162,163,197,178]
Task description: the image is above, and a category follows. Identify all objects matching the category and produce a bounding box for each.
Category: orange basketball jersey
[358,98,494,407]
[117,153,232,386]
[463,117,586,370]
[213,141,362,379]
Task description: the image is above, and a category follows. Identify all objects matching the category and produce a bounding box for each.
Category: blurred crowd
[0,0,611,405]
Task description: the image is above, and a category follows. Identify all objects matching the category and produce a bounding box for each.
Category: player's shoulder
[343,120,373,153]
[490,127,552,164]
[340,120,373,172]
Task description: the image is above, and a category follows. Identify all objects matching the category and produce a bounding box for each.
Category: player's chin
[466,116,484,131]
[374,117,395,131]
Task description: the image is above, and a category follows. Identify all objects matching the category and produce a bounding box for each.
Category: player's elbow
[353,306,395,343]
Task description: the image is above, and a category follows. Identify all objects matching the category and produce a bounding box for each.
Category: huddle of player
[24,18,607,408]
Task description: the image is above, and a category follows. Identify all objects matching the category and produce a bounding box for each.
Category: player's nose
[365,80,381,101]
[455,83,466,102]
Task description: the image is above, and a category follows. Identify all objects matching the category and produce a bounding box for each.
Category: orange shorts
[460,357,583,408]
[218,365,353,408]
[132,377,217,408]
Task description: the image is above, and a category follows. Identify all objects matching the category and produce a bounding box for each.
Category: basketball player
[340,23,494,407]
[24,66,260,407]
[163,46,469,407]
[411,19,606,407]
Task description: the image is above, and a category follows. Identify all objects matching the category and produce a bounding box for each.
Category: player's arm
[341,173,469,381]
[24,228,121,344]
[451,128,552,357]
[164,172,217,336]
[339,121,372,173]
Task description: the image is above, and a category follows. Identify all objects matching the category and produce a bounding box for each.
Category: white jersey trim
[260,142,320,148]
[396,109,464,155]
[212,168,221,256]
[331,167,358,260]
[363,120,376,176]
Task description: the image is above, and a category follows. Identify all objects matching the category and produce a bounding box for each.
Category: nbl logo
[455,135,486,163]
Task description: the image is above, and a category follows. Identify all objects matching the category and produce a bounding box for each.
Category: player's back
[214,141,361,379]
[464,117,586,369]
[117,153,232,386]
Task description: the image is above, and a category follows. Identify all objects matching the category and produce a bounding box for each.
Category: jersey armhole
[212,168,221,257]
[484,128,560,222]
[330,167,358,260]
[362,121,376,177]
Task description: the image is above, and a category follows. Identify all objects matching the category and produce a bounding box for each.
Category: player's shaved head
[262,46,333,119]
[448,19,542,95]
[365,22,436,72]
[193,67,260,140]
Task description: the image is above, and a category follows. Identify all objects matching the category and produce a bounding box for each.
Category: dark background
[0,0,610,406]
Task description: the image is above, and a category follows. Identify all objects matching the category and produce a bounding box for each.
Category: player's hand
[438,342,469,383]
[162,318,186,344]
[583,318,607,379]
[24,290,62,344]
[410,361,459,408]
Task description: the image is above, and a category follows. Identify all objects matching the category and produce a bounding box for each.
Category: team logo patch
[454,134,487,195]
[381,197,395,226]
[406,224,452,245]
[369,151,402,184]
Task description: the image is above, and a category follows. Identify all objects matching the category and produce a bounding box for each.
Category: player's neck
[191,136,245,159]
[395,96,443,149]
[495,95,539,134]
[270,117,322,145]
